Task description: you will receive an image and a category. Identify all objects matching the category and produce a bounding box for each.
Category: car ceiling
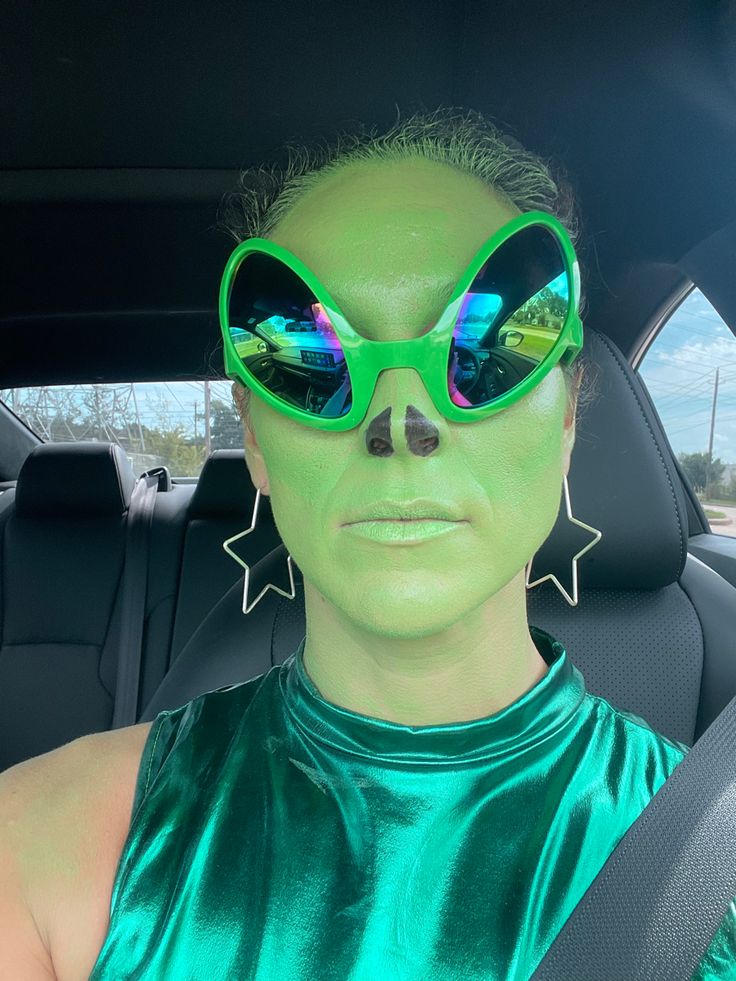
[2,0,736,386]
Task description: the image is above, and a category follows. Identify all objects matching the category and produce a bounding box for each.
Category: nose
[364,404,440,457]
[362,366,445,458]
[405,405,439,456]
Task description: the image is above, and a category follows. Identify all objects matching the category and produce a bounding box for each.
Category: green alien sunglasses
[219,209,583,431]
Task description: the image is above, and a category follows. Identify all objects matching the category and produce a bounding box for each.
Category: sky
[636,287,736,465]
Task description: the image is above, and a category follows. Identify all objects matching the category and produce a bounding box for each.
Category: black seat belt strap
[111,470,160,730]
[531,693,736,980]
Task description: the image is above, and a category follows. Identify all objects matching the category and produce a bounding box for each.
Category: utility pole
[42,387,51,439]
[94,385,102,441]
[705,366,720,501]
[204,380,211,456]
[131,383,146,452]
[194,402,199,441]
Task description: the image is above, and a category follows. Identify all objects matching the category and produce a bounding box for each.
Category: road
[701,502,736,539]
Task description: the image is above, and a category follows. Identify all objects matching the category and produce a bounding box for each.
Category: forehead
[267,158,521,339]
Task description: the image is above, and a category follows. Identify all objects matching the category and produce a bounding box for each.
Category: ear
[562,412,576,477]
[232,382,270,496]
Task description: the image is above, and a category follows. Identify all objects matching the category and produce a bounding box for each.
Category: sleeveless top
[88,626,736,980]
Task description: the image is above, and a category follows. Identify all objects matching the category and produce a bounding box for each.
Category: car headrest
[15,441,137,518]
[188,448,274,521]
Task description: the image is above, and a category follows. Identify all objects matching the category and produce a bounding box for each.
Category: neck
[301,567,549,726]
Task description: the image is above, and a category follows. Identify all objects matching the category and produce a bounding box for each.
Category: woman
[87,109,735,978]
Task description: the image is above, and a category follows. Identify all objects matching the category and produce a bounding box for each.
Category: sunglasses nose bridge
[364,365,440,437]
[357,331,449,423]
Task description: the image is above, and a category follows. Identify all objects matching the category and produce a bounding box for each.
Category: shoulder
[3,720,156,832]
[1,720,155,874]
[141,672,282,765]
[583,690,689,776]
[0,721,154,964]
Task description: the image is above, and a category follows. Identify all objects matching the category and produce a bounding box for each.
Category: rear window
[0,381,241,479]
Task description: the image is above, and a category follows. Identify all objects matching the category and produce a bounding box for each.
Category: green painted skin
[241,157,576,726]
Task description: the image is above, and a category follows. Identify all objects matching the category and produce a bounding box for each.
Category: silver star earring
[222,489,296,614]
[525,473,602,607]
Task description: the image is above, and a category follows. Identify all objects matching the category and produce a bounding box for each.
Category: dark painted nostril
[412,435,439,457]
[405,405,439,457]
[365,406,393,457]
[368,437,393,457]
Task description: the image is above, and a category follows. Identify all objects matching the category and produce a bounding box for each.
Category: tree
[210,398,244,450]
[508,286,568,328]
[144,424,207,477]
[80,385,117,441]
[677,451,725,495]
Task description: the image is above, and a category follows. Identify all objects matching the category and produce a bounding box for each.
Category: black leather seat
[141,328,736,748]
[166,449,282,667]
[0,442,136,771]
[130,449,283,716]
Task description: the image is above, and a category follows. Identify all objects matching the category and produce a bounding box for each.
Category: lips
[342,499,464,524]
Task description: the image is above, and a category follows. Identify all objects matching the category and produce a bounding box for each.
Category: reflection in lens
[447,225,569,408]
[228,252,352,417]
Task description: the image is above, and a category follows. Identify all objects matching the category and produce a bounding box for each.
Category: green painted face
[243,157,576,640]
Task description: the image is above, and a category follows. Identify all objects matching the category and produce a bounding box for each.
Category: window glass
[0,381,241,479]
[636,287,736,537]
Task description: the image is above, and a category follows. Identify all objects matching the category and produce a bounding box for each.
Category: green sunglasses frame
[219,209,584,431]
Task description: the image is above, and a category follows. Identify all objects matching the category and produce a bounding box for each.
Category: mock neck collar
[280,625,586,765]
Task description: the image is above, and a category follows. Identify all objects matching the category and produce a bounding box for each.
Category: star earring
[525,473,602,607]
[222,489,296,614]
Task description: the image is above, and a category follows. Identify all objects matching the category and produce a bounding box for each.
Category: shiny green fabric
[89,626,736,980]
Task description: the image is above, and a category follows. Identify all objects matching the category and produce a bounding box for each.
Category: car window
[636,287,736,538]
[0,380,240,479]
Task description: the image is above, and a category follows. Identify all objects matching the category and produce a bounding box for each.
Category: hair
[219,106,599,427]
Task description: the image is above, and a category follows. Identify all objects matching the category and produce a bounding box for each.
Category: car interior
[2,1,736,975]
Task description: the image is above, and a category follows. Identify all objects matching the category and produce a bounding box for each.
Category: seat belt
[110,469,161,730]
[531,692,736,980]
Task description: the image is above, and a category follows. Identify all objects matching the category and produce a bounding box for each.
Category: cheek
[468,371,567,468]
[461,377,568,527]
[251,405,345,558]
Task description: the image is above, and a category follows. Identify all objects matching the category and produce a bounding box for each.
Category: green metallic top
[89,626,735,980]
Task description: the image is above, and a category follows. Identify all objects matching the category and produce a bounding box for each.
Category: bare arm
[0,761,58,980]
[0,723,154,979]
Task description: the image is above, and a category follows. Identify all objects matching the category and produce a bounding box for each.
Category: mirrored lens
[447,225,570,408]
[228,252,352,418]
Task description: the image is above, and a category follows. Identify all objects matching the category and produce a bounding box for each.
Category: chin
[306,568,510,637]
[356,617,455,642]
[341,595,469,640]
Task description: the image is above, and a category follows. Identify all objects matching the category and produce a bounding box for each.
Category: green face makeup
[242,158,577,641]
